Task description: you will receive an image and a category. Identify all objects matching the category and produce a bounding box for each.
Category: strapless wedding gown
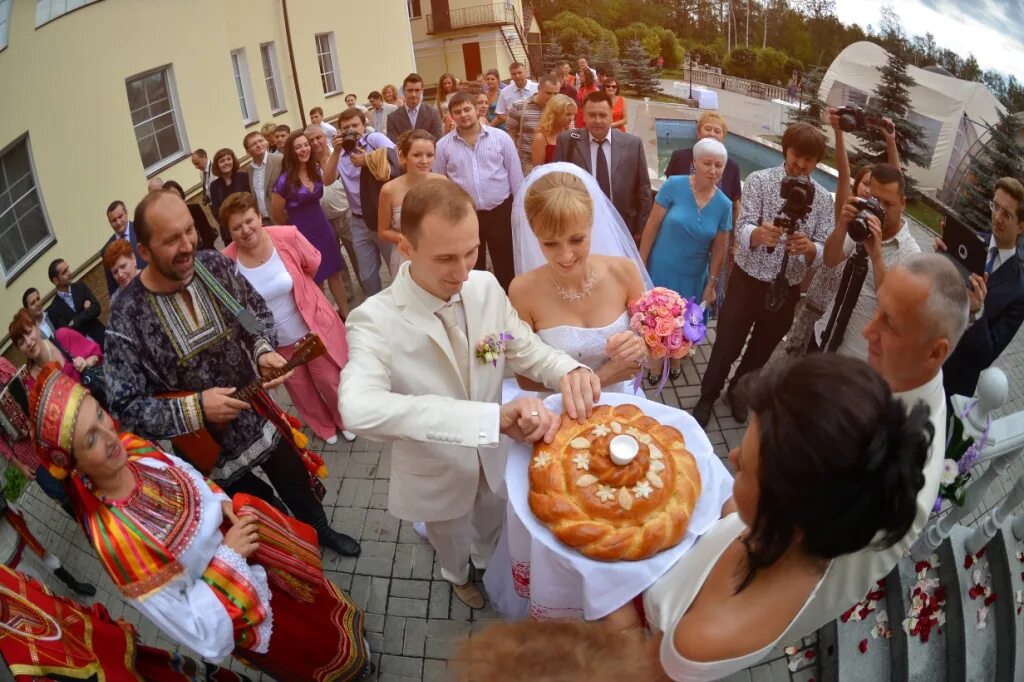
[388,206,405,276]
[500,311,641,403]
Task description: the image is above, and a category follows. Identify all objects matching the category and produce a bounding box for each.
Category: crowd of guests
[0,54,1021,682]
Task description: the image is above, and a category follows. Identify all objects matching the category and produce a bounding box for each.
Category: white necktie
[436,303,470,395]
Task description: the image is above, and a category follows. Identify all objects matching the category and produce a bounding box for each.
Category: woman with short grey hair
[639,137,733,383]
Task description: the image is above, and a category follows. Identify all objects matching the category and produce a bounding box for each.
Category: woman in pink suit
[220,192,356,445]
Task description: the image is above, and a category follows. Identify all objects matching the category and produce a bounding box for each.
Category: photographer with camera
[787,108,900,354]
[812,163,919,358]
[324,107,397,297]
[692,123,835,428]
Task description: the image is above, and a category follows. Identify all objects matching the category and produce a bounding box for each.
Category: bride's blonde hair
[524,172,593,240]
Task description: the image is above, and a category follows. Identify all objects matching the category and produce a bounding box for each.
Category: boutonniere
[475,332,514,366]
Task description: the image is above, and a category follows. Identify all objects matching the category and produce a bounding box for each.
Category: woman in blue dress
[271,131,349,317]
[639,137,732,381]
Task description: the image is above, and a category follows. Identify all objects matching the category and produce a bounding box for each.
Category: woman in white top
[608,353,932,681]
[221,193,356,445]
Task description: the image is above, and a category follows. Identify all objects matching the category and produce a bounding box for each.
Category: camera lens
[839,114,858,133]
[848,213,870,242]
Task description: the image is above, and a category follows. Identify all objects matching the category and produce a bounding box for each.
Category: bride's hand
[605,332,644,365]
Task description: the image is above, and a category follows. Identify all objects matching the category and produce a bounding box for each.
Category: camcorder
[847,197,886,243]
[768,176,816,251]
[340,129,362,153]
[835,106,895,134]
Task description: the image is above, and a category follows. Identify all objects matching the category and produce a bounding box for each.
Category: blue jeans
[350,215,393,296]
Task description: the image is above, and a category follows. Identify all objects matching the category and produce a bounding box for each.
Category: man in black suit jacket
[386,73,443,142]
[46,258,105,346]
[944,178,1024,399]
[552,90,652,238]
[102,200,146,295]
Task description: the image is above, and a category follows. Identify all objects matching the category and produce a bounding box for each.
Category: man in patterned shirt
[104,190,361,557]
[693,123,835,427]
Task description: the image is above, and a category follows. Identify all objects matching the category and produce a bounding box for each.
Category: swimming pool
[655,119,838,193]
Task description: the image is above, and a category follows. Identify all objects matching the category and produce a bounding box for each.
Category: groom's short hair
[401,178,474,246]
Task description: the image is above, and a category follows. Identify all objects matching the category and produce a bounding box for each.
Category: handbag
[50,337,108,408]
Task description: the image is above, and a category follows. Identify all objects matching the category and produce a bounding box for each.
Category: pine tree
[593,40,620,80]
[849,48,929,193]
[953,108,1024,231]
[543,40,567,76]
[621,40,663,97]
[574,37,593,66]
[787,66,826,132]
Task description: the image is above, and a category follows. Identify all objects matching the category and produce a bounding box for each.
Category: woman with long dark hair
[270,131,349,315]
[208,148,251,246]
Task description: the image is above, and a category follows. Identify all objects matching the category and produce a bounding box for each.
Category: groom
[340,179,600,608]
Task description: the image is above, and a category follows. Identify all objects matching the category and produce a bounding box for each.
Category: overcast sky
[834,0,1024,80]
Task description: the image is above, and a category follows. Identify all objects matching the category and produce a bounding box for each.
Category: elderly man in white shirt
[814,163,921,356]
[784,252,969,639]
[493,62,536,129]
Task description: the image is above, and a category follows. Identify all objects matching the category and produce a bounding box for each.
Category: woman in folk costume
[28,363,372,682]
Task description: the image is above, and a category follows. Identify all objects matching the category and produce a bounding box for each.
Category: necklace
[551,268,597,302]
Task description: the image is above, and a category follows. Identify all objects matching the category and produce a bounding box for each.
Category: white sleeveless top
[643,513,830,681]
[536,312,634,394]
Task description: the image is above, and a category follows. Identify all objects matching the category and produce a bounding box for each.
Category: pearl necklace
[552,268,597,302]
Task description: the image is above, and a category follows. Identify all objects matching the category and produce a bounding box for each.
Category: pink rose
[655,318,675,337]
[650,342,668,359]
[665,329,684,351]
[646,314,657,328]
[671,304,682,316]
[643,330,660,348]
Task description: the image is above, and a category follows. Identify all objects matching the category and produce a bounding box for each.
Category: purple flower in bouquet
[682,298,706,344]
[958,443,980,475]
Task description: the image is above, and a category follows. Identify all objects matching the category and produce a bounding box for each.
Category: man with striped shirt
[506,74,561,174]
[434,90,524,292]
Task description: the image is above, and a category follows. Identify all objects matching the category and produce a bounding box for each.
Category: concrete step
[943,525,1000,682]
[987,523,1023,680]
[818,573,896,682]
[895,548,949,681]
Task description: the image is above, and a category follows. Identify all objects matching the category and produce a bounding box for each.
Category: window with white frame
[230,48,258,124]
[125,66,188,173]
[0,0,11,50]
[35,0,100,27]
[260,42,286,113]
[408,0,421,19]
[0,136,55,280]
[315,32,342,95]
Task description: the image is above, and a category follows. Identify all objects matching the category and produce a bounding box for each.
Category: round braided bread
[528,403,701,561]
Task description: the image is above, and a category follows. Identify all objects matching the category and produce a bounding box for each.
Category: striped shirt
[505,97,545,173]
[734,165,835,285]
[434,125,524,211]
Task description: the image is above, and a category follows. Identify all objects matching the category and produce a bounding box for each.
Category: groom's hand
[560,368,601,423]
[499,397,560,444]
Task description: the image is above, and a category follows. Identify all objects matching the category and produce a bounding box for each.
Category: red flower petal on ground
[867,590,885,601]
[985,594,998,606]
[915,561,930,573]
[921,627,931,643]
[965,555,975,569]
[977,548,986,558]
[858,639,868,654]
[805,650,815,659]
[969,586,981,600]
[935,586,946,602]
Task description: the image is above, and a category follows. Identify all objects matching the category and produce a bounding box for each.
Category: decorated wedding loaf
[528,403,701,561]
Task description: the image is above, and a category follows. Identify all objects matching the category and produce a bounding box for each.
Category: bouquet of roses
[628,287,707,392]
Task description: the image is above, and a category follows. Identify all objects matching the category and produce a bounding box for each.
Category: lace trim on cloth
[512,559,531,598]
[202,546,273,655]
[211,422,278,485]
[529,602,584,621]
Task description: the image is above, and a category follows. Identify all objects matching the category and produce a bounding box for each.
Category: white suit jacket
[340,264,581,523]
[782,371,947,640]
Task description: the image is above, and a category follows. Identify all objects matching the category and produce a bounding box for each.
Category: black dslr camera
[848,197,886,242]
[836,106,894,134]
[773,175,816,237]
[340,129,362,153]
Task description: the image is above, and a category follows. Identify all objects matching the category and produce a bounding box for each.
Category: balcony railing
[426,3,515,34]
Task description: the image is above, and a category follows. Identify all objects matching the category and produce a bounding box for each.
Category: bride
[507,163,652,395]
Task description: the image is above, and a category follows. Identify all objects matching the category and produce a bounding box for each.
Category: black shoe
[726,388,748,423]
[692,399,713,428]
[319,528,362,556]
[54,567,96,597]
[668,367,683,382]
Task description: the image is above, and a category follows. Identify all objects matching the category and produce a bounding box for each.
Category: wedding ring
[530,411,539,417]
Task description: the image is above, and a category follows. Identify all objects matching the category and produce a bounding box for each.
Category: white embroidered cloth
[484,391,734,620]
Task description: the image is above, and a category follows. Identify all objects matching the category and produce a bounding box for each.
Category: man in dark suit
[102,200,146,295]
[386,73,443,143]
[46,258,105,346]
[552,90,653,238]
[943,177,1024,400]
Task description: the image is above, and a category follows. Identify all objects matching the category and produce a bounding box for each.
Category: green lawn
[905,199,943,234]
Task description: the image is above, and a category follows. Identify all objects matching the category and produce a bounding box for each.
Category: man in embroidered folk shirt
[812,163,920,358]
[104,190,361,557]
[434,90,524,292]
[692,123,835,428]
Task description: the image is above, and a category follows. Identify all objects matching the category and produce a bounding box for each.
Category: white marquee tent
[819,41,1004,196]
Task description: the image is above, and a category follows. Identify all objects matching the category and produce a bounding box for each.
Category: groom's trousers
[424,466,506,585]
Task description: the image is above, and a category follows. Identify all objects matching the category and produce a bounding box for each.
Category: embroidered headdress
[28,362,89,480]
